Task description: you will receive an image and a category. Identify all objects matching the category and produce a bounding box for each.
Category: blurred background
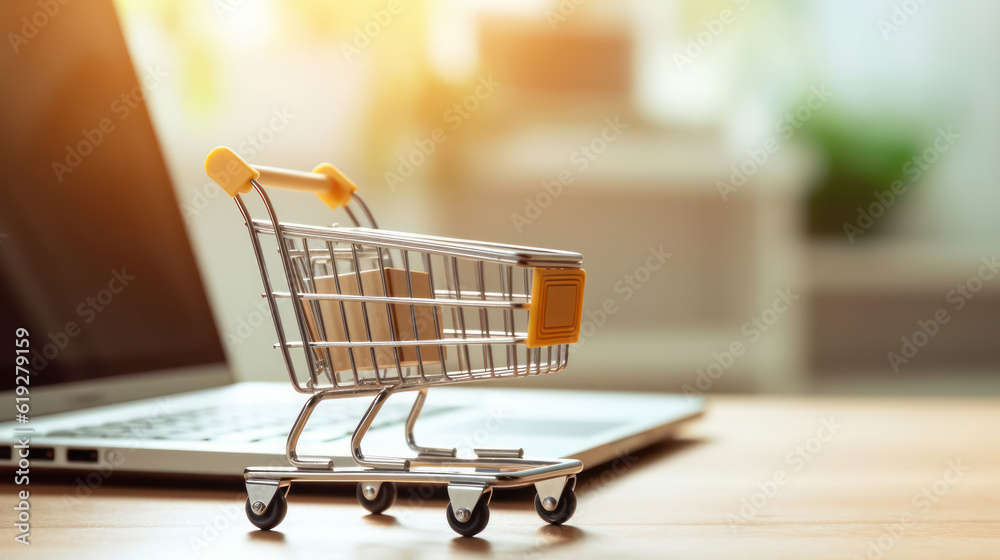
[114,0,1000,396]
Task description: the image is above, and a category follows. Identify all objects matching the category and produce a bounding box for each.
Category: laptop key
[37,400,451,442]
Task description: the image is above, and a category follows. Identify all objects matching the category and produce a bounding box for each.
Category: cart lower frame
[243,384,583,537]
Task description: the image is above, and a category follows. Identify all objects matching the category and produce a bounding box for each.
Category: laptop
[0,0,702,478]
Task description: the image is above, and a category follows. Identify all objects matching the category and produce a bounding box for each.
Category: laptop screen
[0,0,226,391]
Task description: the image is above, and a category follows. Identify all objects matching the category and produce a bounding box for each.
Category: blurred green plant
[802,111,923,238]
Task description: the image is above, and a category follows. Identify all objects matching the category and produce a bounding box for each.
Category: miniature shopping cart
[205,147,587,537]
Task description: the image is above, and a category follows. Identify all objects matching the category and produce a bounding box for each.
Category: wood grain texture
[2,396,998,559]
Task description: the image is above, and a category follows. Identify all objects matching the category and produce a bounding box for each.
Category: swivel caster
[534,485,576,525]
[356,481,397,514]
[446,495,490,537]
[246,491,288,531]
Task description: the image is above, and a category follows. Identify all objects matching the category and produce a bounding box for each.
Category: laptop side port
[27,447,55,460]
[67,448,99,463]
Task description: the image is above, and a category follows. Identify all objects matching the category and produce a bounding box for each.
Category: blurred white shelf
[501,328,762,392]
[809,369,1000,397]
[459,125,816,196]
[450,124,813,394]
[809,239,1000,293]
[573,327,747,368]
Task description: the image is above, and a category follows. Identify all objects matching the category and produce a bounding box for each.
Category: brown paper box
[303,268,444,372]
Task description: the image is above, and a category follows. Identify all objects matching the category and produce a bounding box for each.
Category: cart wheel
[357,482,397,514]
[534,485,576,525]
[245,491,287,530]
[446,496,490,537]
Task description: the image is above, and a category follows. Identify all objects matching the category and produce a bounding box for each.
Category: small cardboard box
[303,268,444,371]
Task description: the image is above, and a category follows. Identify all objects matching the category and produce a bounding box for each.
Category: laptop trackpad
[452,418,625,437]
[419,412,629,457]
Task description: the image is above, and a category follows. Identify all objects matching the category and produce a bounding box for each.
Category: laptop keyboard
[40,399,453,445]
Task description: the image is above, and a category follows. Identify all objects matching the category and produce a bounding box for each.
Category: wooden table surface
[3,396,999,559]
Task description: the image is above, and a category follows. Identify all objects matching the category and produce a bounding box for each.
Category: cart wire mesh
[237,183,582,394]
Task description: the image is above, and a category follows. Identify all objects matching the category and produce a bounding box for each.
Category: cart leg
[404,389,457,457]
[351,386,410,470]
[446,484,492,537]
[286,392,335,468]
[245,479,289,530]
[533,476,573,510]
[533,475,578,526]
[246,479,281,513]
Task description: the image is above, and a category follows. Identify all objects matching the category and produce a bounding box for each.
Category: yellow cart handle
[204,146,357,210]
